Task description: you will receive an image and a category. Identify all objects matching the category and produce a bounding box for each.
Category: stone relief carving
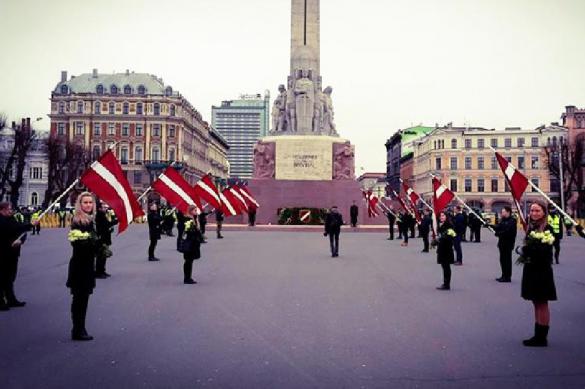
[252,141,275,179]
[332,142,355,180]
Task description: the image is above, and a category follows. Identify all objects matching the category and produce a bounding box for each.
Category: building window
[531,156,539,169]
[123,102,129,115]
[491,138,498,148]
[435,157,442,170]
[109,102,115,114]
[57,123,65,135]
[135,146,143,163]
[58,102,65,114]
[450,157,458,170]
[108,123,115,136]
[96,84,104,94]
[477,178,485,192]
[30,167,42,180]
[531,178,539,192]
[134,171,142,185]
[93,123,101,136]
[465,156,472,170]
[124,85,132,95]
[448,139,456,149]
[439,140,444,149]
[491,178,498,192]
[517,156,525,169]
[75,122,84,136]
[30,192,39,206]
[450,179,457,192]
[94,101,101,114]
[120,147,128,164]
[110,85,118,95]
[478,156,484,170]
[60,85,68,94]
[434,141,437,150]
[505,155,512,163]
[136,124,143,136]
[168,125,175,138]
[477,139,485,149]
[152,124,160,137]
[518,137,525,148]
[504,138,512,148]
[77,101,84,114]
[491,157,497,170]
[92,145,101,160]
[170,105,176,117]
[122,123,129,136]
[151,146,160,162]
[138,85,146,95]
[465,139,472,149]
[154,103,160,116]
[168,148,175,162]
[136,103,143,115]
[464,178,472,192]
[531,137,539,147]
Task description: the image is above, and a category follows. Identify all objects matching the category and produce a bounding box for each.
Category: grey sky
[1,0,584,172]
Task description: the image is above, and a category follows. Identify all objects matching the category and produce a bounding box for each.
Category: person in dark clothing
[324,206,344,257]
[66,192,98,341]
[400,211,413,247]
[181,205,204,284]
[409,213,416,238]
[215,209,224,239]
[419,209,432,253]
[162,206,175,236]
[198,210,210,239]
[385,208,396,240]
[147,203,163,261]
[468,211,483,243]
[547,209,562,264]
[453,206,465,265]
[95,203,118,279]
[58,209,67,228]
[349,201,359,228]
[0,202,33,311]
[396,213,403,239]
[494,206,517,282]
[520,201,557,347]
[248,207,257,227]
[434,211,455,290]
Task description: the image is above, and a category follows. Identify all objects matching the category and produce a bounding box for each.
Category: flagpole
[391,189,420,224]
[399,178,433,212]
[137,187,152,202]
[429,173,495,233]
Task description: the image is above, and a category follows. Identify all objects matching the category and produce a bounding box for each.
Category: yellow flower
[446,229,457,237]
[184,220,194,231]
[68,229,90,242]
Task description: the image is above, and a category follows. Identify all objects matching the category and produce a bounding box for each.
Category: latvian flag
[80,150,144,233]
[152,166,202,215]
[495,151,528,230]
[194,174,221,210]
[400,183,422,223]
[432,177,455,216]
[363,190,379,217]
[219,188,240,216]
[236,184,259,210]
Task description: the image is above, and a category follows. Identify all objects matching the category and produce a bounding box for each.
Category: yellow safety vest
[547,214,560,234]
[31,212,41,222]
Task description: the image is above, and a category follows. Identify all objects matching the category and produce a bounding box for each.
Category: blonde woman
[66,192,98,341]
[180,205,204,284]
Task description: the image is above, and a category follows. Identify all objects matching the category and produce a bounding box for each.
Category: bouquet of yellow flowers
[68,229,91,242]
[184,220,195,231]
[515,230,555,264]
[446,228,457,237]
[528,230,555,245]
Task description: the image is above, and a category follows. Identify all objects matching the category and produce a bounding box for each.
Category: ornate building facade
[49,69,229,195]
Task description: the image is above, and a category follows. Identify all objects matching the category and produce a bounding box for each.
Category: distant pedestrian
[494,206,516,283]
[349,201,359,228]
[384,208,396,240]
[58,208,67,228]
[547,208,562,264]
[180,205,204,284]
[215,209,224,239]
[198,210,210,240]
[95,202,118,279]
[400,211,413,247]
[248,207,257,227]
[419,209,432,253]
[453,206,465,265]
[324,206,344,257]
[434,211,456,290]
[147,203,163,261]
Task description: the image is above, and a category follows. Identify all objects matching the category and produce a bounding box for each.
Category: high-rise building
[212,92,270,178]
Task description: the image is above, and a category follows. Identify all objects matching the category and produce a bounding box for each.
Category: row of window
[91,145,175,164]
[59,122,176,138]
[449,177,539,193]
[60,84,173,96]
[435,155,539,170]
[59,101,175,116]
[434,137,540,150]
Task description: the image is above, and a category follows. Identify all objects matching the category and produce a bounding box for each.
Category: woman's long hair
[72,192,95,225]
[527,200,548,233]
[187,205,200,229]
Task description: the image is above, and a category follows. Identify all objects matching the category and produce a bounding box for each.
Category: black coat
[385,211,396,224]
[198,211,210,227]
[0,214,31,259]
[453,213,466,235]
[350,205,359,219]
[494,216,517,249]
[148,211,162,240]
[95,210,118,246]
[400,213,414,232]
[182,222,203,261]
[521,225,557,301]
[66,221,97,295]
[419,214,432,235]
[324,212,344,235]
[436,222,455,265]
[215,210,224,223]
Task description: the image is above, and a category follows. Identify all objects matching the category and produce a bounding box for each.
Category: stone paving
[1,226,584,388]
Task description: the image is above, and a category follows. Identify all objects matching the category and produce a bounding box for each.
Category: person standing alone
[147,203,163,261]
[494,206,517,283]
[349,201,359,228]
[324,206,344,257]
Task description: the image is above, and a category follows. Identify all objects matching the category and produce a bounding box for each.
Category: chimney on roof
[26,118,30,130]
[126,69,130,76]
[61,71,67,82]
[92,68,98,78]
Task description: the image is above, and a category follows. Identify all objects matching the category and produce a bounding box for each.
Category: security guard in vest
[58,208,67,228]
[31,209,42,235]
[547,208,563,264]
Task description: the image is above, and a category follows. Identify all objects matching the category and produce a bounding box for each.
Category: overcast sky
[1,0,584,172]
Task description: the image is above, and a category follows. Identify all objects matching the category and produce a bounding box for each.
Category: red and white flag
[219,188,239,216]
[432,177,455,216]
[402,182,420,206]
[362,190,379,217]
[80,150,144,233]
[495,151,528,230]
[194,174,221,210]
[237,184,260,210]
[228,186,248,213]
[152,166,201,215]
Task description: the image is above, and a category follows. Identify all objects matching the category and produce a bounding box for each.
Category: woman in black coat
[434,211,455,290]
[520,201,557,347]
[180,205,203,284]
[66,192,98,341]
[147,203,163,261]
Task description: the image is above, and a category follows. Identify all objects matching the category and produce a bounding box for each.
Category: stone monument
[247,0,363,225]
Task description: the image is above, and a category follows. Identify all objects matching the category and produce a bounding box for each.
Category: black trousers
[176,225,184,249]
[422,233,429,251]
[0,256,20,304]
[388,222,394,239]
[217,222,223,238]
[183,259,194,280]
[59,218,66,228]
[329,232,340,255]
[350,217,357,227]
[71,293,90,334]
[473,227,481,242]
[498,245,513,280]
[32,224,40,234]
[200,223,206,236]
[148,239,158,258]
[441,263,451,287]
[402,228,409,243]
[249,214,256,226]
[553,237,561,263]
[410,224,415,238]
[95,251,107,275]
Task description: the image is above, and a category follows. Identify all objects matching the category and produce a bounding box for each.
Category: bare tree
[43,136,89,208]
[544,140,581,210]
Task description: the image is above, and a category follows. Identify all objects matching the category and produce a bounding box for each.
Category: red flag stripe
[219,191,238,216]
[229,187,248,213]
[91,162,135,225]
[194,175,221,209]
[238,186,260,208]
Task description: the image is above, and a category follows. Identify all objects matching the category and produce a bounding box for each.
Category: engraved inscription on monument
[275,137,333,180]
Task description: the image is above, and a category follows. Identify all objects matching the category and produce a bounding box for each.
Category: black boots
[523,323,549,347]
[72,329,94,341]
[436,285,450,290]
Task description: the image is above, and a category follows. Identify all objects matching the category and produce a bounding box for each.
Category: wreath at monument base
[277,208,327,225]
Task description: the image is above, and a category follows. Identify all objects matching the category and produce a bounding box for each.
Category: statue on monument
[252,141,275,179]
[271,84,287,133]
[333,142,355,180]
[321,86,336,135]
[294,69,315,133]
[286,77,296,132]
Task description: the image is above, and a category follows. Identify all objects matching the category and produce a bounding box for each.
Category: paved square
[1,227,584,388]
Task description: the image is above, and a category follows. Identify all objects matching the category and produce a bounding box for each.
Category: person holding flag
[420,208,432,253]
[147,203,163,261]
